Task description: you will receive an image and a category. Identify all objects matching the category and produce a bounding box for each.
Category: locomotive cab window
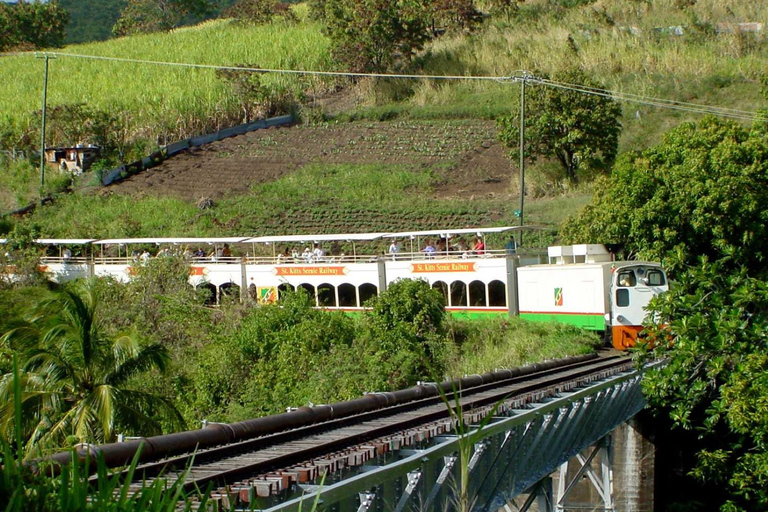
[617,270,636,287]
[616,289,630,307]
[646,269,666,286]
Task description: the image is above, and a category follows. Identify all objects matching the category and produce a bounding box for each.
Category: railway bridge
[55,354,658,512]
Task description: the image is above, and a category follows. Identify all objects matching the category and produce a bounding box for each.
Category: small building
[44,145,100,174]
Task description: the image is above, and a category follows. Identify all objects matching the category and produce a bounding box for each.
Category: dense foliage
[113,0,212,35]
[59,0,126,44]
[0,0,69,51]
[497,69,622,184]
[562,117,768,272]
[564,115,768,511]
[0,281,184,454]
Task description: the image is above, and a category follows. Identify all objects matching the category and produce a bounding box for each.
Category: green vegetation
[113,0,213,36]
[0,17,333,155]
[1,281,184,453]
[498,69,622,184]
[0,0,69,51]
[563,115,768,511]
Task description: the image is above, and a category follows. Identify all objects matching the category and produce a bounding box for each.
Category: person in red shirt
[472,237,485,255]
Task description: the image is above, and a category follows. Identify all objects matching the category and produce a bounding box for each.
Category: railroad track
[53,354,633,509]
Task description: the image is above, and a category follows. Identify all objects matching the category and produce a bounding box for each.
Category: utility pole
[36,52,54,200]
[518,74,526,245]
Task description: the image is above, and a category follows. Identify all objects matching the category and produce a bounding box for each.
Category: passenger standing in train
[389,240,399,260]
[473,237,485,255]
[423,240,436,259]
[313,243,325,262]
[505,236,518,254]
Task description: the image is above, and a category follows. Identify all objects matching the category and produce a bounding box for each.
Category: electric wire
[5,50,765,122]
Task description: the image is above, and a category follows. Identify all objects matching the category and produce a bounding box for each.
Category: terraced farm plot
[106,120,515,202]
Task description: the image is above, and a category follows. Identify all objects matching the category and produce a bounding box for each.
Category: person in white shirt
[313,243,324,262]
[388,240,399,260]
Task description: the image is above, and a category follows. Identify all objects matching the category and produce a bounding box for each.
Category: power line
[6,51,765,122]
[42,51,519,81]
[534,77,767,122]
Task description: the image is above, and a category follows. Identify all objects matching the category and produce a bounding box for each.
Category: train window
[488,280,507,307]
[220,282,240,302]
[277,283,295,299]
[469,280,487,307]
[298,284,316,305]
[317,283,336,307]
[646,270,666,286]
[450,281,468,307]
[338,283,357,307]
[616,289,630,307]
[359,283,378,306]
[617,270,636,287]
[432,281,449,304]
[248,284,258,301]
[198,283,217,306]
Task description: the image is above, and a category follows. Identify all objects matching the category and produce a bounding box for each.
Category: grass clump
[448,316,601,375]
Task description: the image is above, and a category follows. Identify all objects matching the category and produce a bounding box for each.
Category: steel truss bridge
[229,360,651,512]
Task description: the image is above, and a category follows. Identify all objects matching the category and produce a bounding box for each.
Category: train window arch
[277,283,295,299]
[450,281,468,307]
[317,283,336,307]
[432,281,448,304]
[298,284,316,305]
[488,280,507,307]
[469,280,487,307]
[197,283,217,306]
[359,283,378,306]
[220,282,240,302]
[338,283,357,307]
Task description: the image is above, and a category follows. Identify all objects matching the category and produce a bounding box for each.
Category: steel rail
[118,354,614,482]
[119,356,631,495]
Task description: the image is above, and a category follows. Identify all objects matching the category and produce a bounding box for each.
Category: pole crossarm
[257,363,657,512]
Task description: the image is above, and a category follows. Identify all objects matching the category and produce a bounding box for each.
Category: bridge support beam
[555,435,614,512]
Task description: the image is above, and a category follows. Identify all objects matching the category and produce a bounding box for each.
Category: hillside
[2,0,766,235]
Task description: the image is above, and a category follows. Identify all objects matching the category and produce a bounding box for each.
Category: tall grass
[0,18,333,143]
[448,316,601,376]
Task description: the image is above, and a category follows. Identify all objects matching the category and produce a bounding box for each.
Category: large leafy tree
[0,0,69,52]
[311,0,432,72]
[0,280,184,454]
[562,115,768,510]
[113,0,211,36]
[562,116,768,272]
[498,70,622,184]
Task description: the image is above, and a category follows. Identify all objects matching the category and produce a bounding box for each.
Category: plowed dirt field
[106,119,516,202]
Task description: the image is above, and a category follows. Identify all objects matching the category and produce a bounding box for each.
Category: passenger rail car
[3,227,668,349]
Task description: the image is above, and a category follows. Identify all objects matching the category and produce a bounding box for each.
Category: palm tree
[0,280,184,455]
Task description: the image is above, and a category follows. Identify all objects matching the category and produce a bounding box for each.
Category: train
[4,226,668,349]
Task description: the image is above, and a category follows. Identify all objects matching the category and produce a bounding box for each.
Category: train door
[610,266,668,349]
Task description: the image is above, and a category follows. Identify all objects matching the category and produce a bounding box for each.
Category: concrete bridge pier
[511,415,656,512]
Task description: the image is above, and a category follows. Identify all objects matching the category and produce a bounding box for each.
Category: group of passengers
[418,236,487,259]
[129,244,234,264]
[277,243,336,264]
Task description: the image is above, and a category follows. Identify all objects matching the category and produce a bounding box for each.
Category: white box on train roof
[548,244,612,264]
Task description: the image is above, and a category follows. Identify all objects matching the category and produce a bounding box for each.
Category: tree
[222,0,297,25]
[113,0,212,36]
[311,0,432,72]
[0,280,184,453]
[561,116,768,273]
[562,115,768,511]
[497,70,622,184]
[0,0,69,52]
